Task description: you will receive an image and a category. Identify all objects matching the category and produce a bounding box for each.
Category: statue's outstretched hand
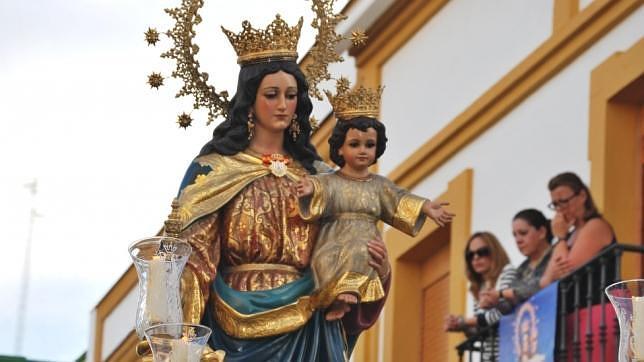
[296,175,314,197]
[423,200,455,227]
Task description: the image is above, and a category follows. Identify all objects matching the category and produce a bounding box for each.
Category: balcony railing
[455,324,498,361]
[455,243,644,362]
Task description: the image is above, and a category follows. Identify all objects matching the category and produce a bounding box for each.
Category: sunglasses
[466,247,491,261]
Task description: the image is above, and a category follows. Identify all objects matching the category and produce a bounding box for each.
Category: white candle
[633,296,644,359]
[170,338,202,362]
[170,339,188,362]
[146,256,169,323]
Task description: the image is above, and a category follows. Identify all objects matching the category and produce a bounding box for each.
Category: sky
[0,0,347,360]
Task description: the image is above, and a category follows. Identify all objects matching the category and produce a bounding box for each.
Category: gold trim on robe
[392,193,427,236]
[222,263,302,275]
[213,292,315,339]
[311,271,385,308]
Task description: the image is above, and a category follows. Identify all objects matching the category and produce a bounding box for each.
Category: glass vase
[129,236,192,338]
[144,323,212,362]
[606,279,644,362]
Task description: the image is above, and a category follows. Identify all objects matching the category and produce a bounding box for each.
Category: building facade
[88,1,644,361]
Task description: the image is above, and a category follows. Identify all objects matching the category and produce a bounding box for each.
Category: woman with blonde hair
[445,231,517,361]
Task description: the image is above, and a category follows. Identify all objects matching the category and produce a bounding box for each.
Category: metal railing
[455,243,643,362]
[455,324,498,362]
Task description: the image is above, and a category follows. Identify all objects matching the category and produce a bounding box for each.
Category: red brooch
[261,154,290,177]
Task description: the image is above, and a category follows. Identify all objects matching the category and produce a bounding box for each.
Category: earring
[289,115,300,141]
[247,112,255,140]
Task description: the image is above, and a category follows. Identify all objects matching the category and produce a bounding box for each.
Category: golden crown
[147,0,354,127]
[222,15,303,65]
[325,77,383,120]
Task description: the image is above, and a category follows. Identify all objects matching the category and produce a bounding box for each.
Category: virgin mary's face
[252,70,298,135]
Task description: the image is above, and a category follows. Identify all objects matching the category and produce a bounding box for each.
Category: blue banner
[499,281,558,362]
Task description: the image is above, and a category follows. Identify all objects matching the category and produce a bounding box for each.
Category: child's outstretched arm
[422,200,455,227]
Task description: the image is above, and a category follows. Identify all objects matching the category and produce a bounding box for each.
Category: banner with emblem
[499,281,558,362]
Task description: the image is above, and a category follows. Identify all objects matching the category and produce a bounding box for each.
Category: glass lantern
[606,279,644,362]
[144,323,212,362]
[129,236,192,338]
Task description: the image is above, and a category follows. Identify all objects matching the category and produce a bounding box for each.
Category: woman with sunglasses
[479,209,553,310]
[444,232,517,362]
[540,172,615,285]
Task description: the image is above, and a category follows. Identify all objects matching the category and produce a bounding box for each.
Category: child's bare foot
[325,293,358,321]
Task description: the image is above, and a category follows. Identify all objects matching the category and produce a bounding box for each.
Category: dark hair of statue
[197,61,321,174]
[513,208,554,244]
[548,171,600,221]
[328,117,388,167]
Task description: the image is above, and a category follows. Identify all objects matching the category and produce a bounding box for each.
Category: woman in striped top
[444,231,517,362]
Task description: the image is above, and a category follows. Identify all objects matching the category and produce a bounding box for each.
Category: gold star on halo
[144,27,160,46]
[177,113,193,128]
[350,30,368,47]
[336,77,351,93]
[147,72,164,89]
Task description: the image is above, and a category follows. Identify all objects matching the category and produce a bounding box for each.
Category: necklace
[336,170,372,182]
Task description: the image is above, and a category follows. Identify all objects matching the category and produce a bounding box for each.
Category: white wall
[379,0,553,176]
[100,286,137,361]
[408,7,644,266]
[374,9,642,359]
[87,309,97,362]
[336,0,395,44]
